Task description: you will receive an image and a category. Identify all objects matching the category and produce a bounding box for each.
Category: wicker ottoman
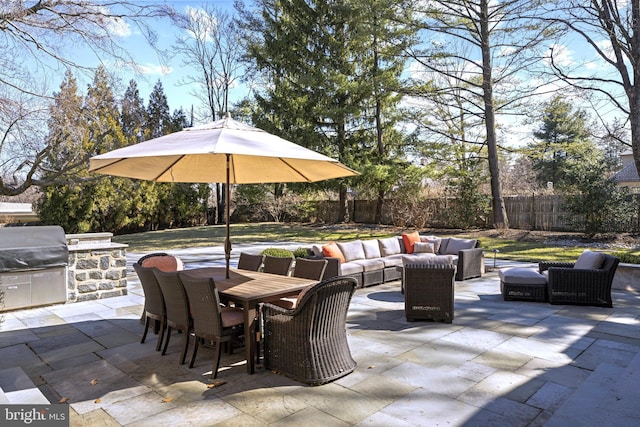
[499,267,548,302]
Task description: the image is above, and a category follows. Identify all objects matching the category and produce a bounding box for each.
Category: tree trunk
[480,0,509,229]
[338,185,348,222]
[631,1,640,182]
[216,183,225,224]
[375,189,384,224]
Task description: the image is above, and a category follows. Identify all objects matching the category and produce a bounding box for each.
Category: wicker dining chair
[262,276,358,385]
[270,258,329,310]
[237,253,264,271]
[403,263,456,323]
[262,255,293,276]
[133,263,166,351]
[139,252,184,271]
[179,272,244,379]
[153,269,192,364]
[292,257,328,280]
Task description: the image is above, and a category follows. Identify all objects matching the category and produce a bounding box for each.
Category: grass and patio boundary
[112,222,640,264]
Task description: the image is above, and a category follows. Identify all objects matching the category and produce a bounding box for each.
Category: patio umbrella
[89,114,359,277]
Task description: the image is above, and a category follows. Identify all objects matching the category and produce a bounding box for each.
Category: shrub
[261,248,294,258]
[611,251,640,264]
[293,247,311,258]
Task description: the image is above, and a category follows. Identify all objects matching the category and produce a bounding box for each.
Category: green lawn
[113,222,639,263]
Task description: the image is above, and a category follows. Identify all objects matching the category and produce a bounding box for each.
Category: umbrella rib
[89,158,125,173]
[279,158,313,182]
[152,155,186,181]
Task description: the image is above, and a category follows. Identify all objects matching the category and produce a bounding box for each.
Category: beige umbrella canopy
[89,114,359,277]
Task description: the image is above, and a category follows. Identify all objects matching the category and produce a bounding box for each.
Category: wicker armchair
[261,277,357,385]
[540,253,620,307]
[403,263,456,323]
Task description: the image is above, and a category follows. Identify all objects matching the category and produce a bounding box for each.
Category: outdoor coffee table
[183,267,314,374]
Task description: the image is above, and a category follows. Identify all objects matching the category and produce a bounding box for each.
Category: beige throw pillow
[413,242,435,254]
[574,250,605,270]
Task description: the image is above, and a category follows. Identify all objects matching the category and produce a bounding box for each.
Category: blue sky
[61,1,244,119]
[57,1,627,147]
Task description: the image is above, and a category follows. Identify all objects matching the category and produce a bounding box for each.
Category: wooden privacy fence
[503,195,570,231]
[311,194,640,232]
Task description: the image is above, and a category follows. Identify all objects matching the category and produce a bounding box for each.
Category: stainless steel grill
[0,225,68,311]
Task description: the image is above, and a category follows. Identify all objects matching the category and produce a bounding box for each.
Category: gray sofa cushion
[340,262,364,275]
[381,254,405,267]
[443,237,476,255]
[438,238,450,254]
[378,237,402,256]
[362,239,382,259]
[337,240,365,262]
[353,258,385,272]
[311,244,324,257]
[499,267,547,285]
[403,254,454,266]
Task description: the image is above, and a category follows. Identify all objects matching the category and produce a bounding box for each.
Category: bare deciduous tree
[171,5,245,121]
[0,0,174,196]
[545,0,640,180]
[410,0,558,229]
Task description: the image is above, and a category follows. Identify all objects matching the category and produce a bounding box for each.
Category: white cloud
[134,63,173,76]
[107,17,131,37]
[545,43,574,68]
[91,5,132,37]
[594,39,615,62]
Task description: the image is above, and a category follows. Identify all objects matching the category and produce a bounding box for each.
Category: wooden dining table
[182,267,315,374]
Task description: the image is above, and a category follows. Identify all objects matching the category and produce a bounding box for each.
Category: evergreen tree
[39,67,132,232]
[239,0,416,222]
[121,80,146,144]
[38,70,91,232]
[527,96,600,191]
[146,80,172,139]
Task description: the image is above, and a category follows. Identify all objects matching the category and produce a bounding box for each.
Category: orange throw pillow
[322,241,345,263]
[402,231,421,254]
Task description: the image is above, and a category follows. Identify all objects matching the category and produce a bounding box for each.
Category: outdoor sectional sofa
[309,233,483,287]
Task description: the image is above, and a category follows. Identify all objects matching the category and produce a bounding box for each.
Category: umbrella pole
[225,154,231,279]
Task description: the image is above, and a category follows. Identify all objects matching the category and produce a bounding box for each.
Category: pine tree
[146,80,172,139]
[121,80,146,144]
[528,96,600,191]
[240,0,417,222]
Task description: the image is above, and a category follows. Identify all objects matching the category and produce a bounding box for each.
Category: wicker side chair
[293,257,328,280]
[153,269,192,364]
[271,258,329,310]
[139,252,184,271]
[179,272,244,379]
[403,263,456,323]
[133,263,166,351]
[263,255,293,276]
[237,253,264,271]
[540,253,620,307]
[262,277,358,385]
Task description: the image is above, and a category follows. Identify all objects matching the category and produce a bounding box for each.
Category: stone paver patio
[1,245,639,426]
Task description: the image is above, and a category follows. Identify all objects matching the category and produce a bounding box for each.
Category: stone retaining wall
[66,233,128,303]
[612,263,640,293]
